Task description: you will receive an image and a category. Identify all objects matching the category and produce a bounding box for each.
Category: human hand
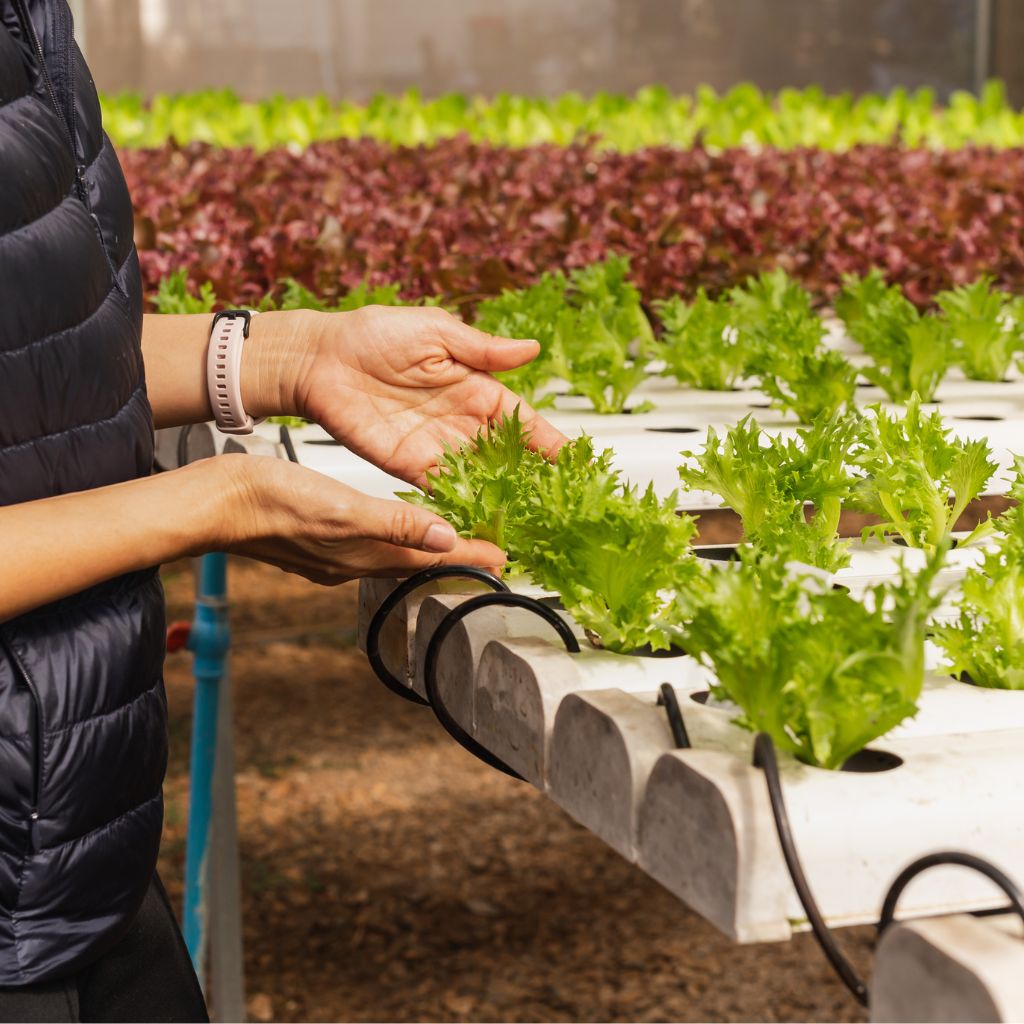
[221,455,504,584]
[289,305,568,487]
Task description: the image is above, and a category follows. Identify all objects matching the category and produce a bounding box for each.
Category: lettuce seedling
[153,269,216,314]
[558,256,656,413]
[473,271,570,402]
[849,394,996,549]
[401,415,703,651]
[836,273,952,402]
[745,308,856,422]
[864,314,952,404]
[936,276,1024,382]
[398,409,547,564]
[754,347,858,423]
[555,305,652,414]
[934,458,1024,690]
[569,253,657,355]
[654,290,749,391]
[684,548,943,769]
[276,277,407,311]
[833,269,896,345]
[724,272,856,422]
[728,267,815,332]
[517,437,705,652]
[934,547,1024,690]
[473,256,654,413]
[679,413,857,571]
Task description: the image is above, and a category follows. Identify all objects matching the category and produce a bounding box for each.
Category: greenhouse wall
[81,0,1022,104]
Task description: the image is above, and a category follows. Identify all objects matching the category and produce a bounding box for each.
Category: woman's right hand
[221,454,503,585]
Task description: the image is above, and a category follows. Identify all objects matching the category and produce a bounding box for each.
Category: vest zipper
[11,0,128,298]
[0,631,44,853]
[11,1,77,169]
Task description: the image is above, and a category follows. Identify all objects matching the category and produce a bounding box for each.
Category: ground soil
[161,558,874,1023]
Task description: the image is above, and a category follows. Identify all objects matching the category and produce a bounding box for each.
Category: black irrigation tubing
[279,424,299,463]
[752,733,869,1006]
[424,591,580,780]
[366,565,508,706]
[656,682,691,748]
[877,852,1024,937]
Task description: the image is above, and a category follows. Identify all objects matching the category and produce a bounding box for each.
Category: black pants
[0,876,208,1023]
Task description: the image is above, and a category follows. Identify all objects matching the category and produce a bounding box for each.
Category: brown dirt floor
[159,556,877,1023]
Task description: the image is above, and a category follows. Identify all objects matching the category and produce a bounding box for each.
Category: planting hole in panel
[622,643,688,659]
[891,536,961,549]
[537,595,565,611]
[695,546,740,562]
[689,693,905,774]
[839,748,903,773]
[557,404,650,415]
[645,426,699,434]
[688,690,735,709]
[304,439,342,446]
[954,415,1004,422]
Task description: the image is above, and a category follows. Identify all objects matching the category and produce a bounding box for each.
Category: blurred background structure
[76,0,1024,104]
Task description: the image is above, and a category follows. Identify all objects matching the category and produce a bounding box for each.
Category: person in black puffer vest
[0,2,564,1018]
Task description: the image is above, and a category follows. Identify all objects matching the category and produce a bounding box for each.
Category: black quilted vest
[0,0,167,984]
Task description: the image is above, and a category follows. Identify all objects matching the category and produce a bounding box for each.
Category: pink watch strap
[207,310,263,435]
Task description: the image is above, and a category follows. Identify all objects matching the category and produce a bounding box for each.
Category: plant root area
[161,558,870,1023]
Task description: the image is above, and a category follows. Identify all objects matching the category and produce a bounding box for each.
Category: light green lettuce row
[103,81,1024,153]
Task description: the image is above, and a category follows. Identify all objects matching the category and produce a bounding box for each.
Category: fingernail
[423,523,457,552]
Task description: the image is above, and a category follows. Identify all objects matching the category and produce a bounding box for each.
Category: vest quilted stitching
[0,0,167,984]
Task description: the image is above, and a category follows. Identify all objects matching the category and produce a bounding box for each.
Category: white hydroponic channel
[248,319,1024,996]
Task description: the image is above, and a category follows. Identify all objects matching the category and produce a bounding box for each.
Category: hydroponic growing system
[133,83,1024,1021]
[237,286,1024,1021]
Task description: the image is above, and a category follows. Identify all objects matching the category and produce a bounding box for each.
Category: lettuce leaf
[474,271,569,402]
[153,269,216,314]
[397,408,546,563]
[745,308,856,422]
[276,277,408,311]
[849,394,996,549]
[679,413,857,571]
[683,548,943,769]
[934,551,1024,690]
[836,272,952,402]
[654,289,749,391]
[728,268,815,330]
[936,276,1024,382]
[473,256,654,413]
[517,437,704,651]
[934,458,1024,689]
[400,414,703,652]
[833,268,893,341]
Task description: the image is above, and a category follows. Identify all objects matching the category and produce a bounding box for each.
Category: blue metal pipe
[182,552,231,984]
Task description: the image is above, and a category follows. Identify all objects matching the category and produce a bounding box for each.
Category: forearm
[0,459,237,622]
[141,311,320,428]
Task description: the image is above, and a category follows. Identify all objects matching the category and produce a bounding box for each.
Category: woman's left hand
[288,304,568,487]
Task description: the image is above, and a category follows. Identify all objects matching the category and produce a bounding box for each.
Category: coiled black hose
[423,591,579,779]
[365,565,507,705]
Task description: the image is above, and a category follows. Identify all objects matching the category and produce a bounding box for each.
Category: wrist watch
[206,309,265,435]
